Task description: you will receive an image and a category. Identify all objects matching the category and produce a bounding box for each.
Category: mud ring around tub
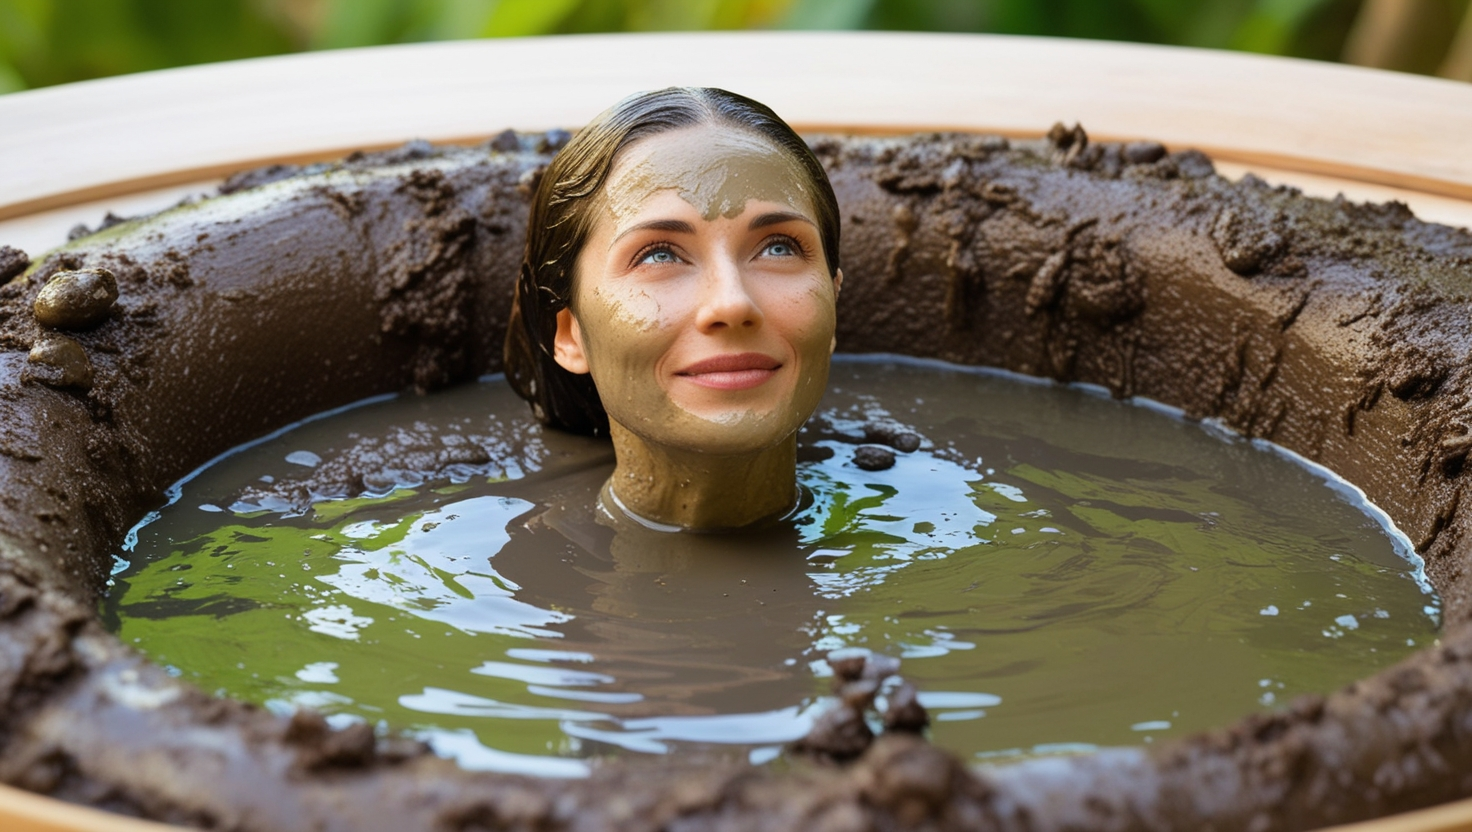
[1,130,1471,832]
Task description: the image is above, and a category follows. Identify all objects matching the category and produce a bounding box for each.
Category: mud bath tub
[2,123,1472,831]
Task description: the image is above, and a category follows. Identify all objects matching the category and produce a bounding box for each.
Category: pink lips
[676,352,782,390]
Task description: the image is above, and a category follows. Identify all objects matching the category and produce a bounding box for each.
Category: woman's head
[505,87,841,441]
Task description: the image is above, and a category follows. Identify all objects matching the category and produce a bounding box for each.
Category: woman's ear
[553,308,591,374]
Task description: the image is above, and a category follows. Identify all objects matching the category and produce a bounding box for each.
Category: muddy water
[103,357,1439,776]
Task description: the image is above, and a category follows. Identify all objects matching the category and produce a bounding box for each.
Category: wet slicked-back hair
[503,87,841,436]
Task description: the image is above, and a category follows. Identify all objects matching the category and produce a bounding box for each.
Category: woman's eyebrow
[749,211,816,231]
[612,218,694,244]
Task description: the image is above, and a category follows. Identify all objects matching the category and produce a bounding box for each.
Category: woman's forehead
[603,125,814,224]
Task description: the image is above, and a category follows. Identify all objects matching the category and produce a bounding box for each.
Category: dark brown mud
[0,128,1471,830]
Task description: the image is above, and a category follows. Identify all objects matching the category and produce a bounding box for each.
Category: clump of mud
[793,653,931,761]
[0,127,1471,830]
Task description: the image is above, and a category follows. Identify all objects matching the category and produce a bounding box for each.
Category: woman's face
[553,123,840,456]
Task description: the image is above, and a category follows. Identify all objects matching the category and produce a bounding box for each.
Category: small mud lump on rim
[0,246,28,282]
[33,268,119,330]
[23,335,93,390]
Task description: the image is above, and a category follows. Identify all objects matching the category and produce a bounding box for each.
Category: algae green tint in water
[105,357,1440,775]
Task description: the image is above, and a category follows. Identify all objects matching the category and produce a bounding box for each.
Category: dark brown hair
[503,87,841,436]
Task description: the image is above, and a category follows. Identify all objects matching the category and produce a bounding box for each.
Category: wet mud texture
[1,129,1472,830]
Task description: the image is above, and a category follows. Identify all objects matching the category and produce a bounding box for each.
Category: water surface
[105,357,1440,775]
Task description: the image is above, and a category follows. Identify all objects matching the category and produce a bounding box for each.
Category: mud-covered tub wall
[1,131,1472,831]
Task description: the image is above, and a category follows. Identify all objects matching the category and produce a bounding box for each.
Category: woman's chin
[663,407,798,456]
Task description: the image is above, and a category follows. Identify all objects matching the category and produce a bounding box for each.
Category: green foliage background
[0,0,1381,95]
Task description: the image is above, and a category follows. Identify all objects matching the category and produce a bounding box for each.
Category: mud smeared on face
[603,128,813,223]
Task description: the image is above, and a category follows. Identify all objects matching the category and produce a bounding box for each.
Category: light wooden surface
[1,31,1472,832]
[0,784,187,832]
[1212,162,1472,231]
[2,31,1472,224]
[0,179,219,256]
[1327,798,1472,832]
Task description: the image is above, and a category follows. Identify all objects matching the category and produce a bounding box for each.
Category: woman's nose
[694,257,763,332]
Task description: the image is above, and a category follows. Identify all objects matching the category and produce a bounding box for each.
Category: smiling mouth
[676,353,782,391]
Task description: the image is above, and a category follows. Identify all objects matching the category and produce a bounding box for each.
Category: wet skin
[552,124,842,530]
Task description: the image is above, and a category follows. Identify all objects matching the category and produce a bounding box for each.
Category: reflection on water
[104,357,1440,776]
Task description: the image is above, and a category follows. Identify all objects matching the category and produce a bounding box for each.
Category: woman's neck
[605,420,797,530]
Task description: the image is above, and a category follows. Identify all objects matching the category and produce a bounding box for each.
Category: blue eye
[763,240,797,257]
[640,248,678,265]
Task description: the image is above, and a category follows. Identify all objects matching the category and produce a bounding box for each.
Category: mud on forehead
[603,127,814,223]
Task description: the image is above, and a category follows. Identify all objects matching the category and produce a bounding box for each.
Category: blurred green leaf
[426,0,496,38]
[782,0,876,29]
[625,0,721,30]
[0,0,296,88]
[710,0,792,28]
[865,0,991,32]
[0,56,25,93]
[0,0,53,60]
[317,0,415,48]
[1130,0,1241,47]
[482,0,582,37]
[1231,0,1330,53]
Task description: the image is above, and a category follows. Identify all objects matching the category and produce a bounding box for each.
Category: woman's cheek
[588,284,662,330]
[578,288,658,357]
[794,281,839,357]
[577,289,679,410]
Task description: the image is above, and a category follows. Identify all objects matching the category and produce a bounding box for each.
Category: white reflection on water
[318,495,568,639]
